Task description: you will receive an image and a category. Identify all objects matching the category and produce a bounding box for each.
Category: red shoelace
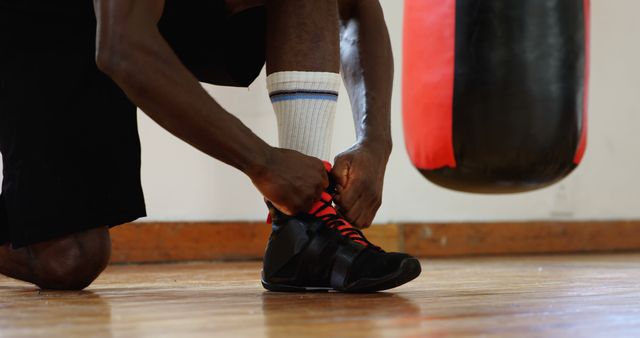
[266,161,378,248]
[308,191,373,247]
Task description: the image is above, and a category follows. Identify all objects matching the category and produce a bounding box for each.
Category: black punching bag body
[403,0,589,193]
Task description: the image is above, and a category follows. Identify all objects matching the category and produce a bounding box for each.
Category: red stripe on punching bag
[403,0,456,170]
[574,0,590,164]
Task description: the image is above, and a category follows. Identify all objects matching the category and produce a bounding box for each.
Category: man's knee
[29,227,111,290]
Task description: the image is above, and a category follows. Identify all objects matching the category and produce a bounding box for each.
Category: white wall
[1,0,639,223]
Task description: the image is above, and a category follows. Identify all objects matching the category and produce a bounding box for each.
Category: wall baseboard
[109,221,640,263]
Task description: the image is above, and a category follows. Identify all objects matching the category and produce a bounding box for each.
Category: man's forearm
[339,0,393,154]
[94,0,271,176]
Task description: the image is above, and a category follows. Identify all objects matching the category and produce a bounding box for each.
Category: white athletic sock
[267,71,341,161]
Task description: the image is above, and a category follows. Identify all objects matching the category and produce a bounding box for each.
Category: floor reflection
[0,288,112,338]
[262,291,421,338]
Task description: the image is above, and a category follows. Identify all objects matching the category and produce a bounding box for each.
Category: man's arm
[332,0,394,228]
[93,0,328,214]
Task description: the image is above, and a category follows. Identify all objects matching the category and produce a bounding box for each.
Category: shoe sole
[261,257,422,293]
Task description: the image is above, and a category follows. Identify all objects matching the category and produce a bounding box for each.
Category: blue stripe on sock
[269,89,338,97]
[270,93,338,103]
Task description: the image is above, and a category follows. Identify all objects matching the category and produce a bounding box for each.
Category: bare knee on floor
[28,227,111,290]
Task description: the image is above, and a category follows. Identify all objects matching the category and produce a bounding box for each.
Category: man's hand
[249,148,329,215]
[331,142,391,228]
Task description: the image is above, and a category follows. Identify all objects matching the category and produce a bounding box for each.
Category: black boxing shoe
[261,166,421,293]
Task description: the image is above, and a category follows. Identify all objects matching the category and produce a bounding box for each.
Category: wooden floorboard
[109,222,400,263]
[110,221,640,263]
[1,253,639,337]
[403,220,640,256]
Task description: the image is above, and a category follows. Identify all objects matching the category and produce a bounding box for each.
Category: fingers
[290,158,328,213]
[357,199,379,228]
[259,149,330,216]
[315,182,325,200]
[275,194,317,215]
[349,198,377,229]
[301,195,317,213]
[333,186,354,213]
[335,180,381,228]
[321,168,330,190]
[331,156,351,189]
[336,193,370,228]
[272,202,294,216]
[310,157,329,190]
[343,196,366,227]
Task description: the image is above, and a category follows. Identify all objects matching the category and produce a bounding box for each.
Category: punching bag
[402,0,589,193]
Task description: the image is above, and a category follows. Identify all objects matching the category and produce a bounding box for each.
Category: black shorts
[0,1,266,248]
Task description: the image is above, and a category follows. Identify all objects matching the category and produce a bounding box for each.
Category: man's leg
[266,0,340,73]
[266,0,341,161]
[261,0,422,293]
[0,227,111,290]
[0,0,145,291]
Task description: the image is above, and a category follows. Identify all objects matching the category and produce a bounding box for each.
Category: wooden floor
[1,254,639,337]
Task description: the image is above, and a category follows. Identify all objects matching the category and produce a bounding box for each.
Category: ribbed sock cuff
[267,71,341,161]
